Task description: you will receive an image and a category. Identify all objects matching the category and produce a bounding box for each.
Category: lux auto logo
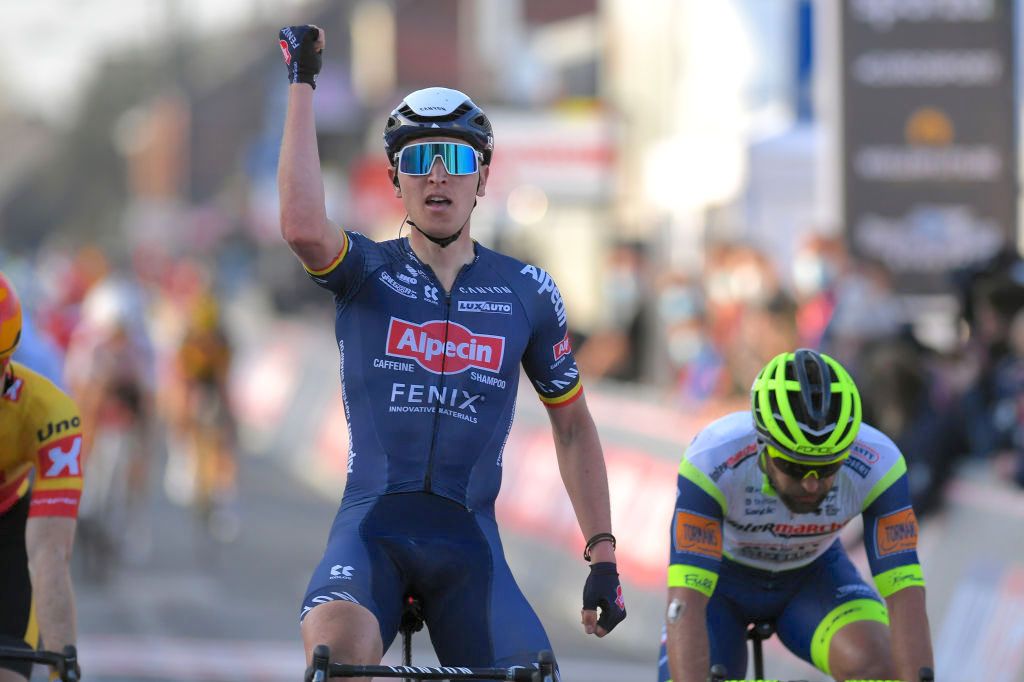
[386,318,505,374]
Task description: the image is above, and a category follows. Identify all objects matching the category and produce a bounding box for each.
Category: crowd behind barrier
[5,228,1024,679]
[576,234,1024,520]
[6,222,1024,535]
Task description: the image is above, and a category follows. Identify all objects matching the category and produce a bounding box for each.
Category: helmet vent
[793,348,832,430]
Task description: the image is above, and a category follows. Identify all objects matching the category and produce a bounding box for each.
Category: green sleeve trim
[861,454,907,511]
[667,564,719,597]
[679,458,727,515]
[810,598,889,674]
[874,564,925,598]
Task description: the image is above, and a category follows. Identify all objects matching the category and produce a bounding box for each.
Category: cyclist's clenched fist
[582,562,627,637]
[278,24,324,88]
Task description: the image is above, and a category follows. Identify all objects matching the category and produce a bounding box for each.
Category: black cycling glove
[582,562,626,633]
[278,25,322,89]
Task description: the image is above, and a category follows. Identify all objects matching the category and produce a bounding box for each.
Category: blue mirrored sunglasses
[396,142,481,176]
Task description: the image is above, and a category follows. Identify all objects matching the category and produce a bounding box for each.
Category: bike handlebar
[0,644,80,682]
[305,644,555,681]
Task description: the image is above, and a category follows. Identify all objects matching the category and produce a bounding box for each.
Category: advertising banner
[842,0,1016,292]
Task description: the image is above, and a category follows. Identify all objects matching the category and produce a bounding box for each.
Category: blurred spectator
[65,274,156,452]
[1,258,67,386]
[574,240,651,383]
[791,233,846,348]
[989,308,1024,488]
[37,246,111,352]
[956,260,1024,460]
[728,292,799,396]
[12,307,66,388]
[953,258,1024,490]
[163,268,240,543]
[822,258,904,375]
[654,273,726,408]
[856,337,966,518]
[64,272,158,565]
[704,242,795,395]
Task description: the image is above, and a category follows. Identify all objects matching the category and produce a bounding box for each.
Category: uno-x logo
[330,565,354,580]
[39,436,82,478]
[386,318,505,374]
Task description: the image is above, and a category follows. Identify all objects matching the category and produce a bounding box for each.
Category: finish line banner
[841,0,1017,292]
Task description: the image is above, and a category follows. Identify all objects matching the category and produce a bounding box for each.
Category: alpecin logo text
[386,318,505,374]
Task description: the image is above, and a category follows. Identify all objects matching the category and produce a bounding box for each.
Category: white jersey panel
[682,411,904,571]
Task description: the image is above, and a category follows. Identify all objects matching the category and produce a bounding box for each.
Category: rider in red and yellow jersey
[0,271,83,681]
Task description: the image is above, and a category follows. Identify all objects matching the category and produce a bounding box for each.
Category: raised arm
[277,25,344,269]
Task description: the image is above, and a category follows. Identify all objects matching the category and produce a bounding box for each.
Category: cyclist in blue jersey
[276,25,625,680]
[659,349,933,682]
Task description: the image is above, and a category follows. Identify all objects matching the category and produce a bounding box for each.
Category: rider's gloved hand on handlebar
[582,562,626,636]
[278,25,322,89]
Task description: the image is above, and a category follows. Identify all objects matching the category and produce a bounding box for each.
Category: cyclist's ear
[390,168,402,196]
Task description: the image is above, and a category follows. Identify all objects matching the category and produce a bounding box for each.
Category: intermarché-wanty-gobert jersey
[1,362,84,519]
[669,411,925,599]
[305,231,582,516]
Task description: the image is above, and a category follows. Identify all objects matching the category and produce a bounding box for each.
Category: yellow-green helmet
[751,349,862,463]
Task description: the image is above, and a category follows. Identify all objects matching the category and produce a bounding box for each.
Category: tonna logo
[386,318,505,374]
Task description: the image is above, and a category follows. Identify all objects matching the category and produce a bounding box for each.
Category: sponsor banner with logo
[841,0,1016,292]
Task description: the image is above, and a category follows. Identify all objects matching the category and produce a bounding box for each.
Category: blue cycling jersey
[305,231,582,516]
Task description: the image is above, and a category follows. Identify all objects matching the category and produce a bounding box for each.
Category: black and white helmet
[383,87,494,166]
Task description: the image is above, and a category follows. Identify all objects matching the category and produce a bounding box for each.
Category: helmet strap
[411,221,463,248]
[406,199,475,249]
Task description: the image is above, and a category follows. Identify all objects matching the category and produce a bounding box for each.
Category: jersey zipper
[423,262,471,494]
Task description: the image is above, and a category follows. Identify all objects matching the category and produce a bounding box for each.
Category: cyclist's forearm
[666,590,709,682]
[278,84,329,246]
[886,586,934,681]
[551,408,613,547]
[26,520,77,650]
